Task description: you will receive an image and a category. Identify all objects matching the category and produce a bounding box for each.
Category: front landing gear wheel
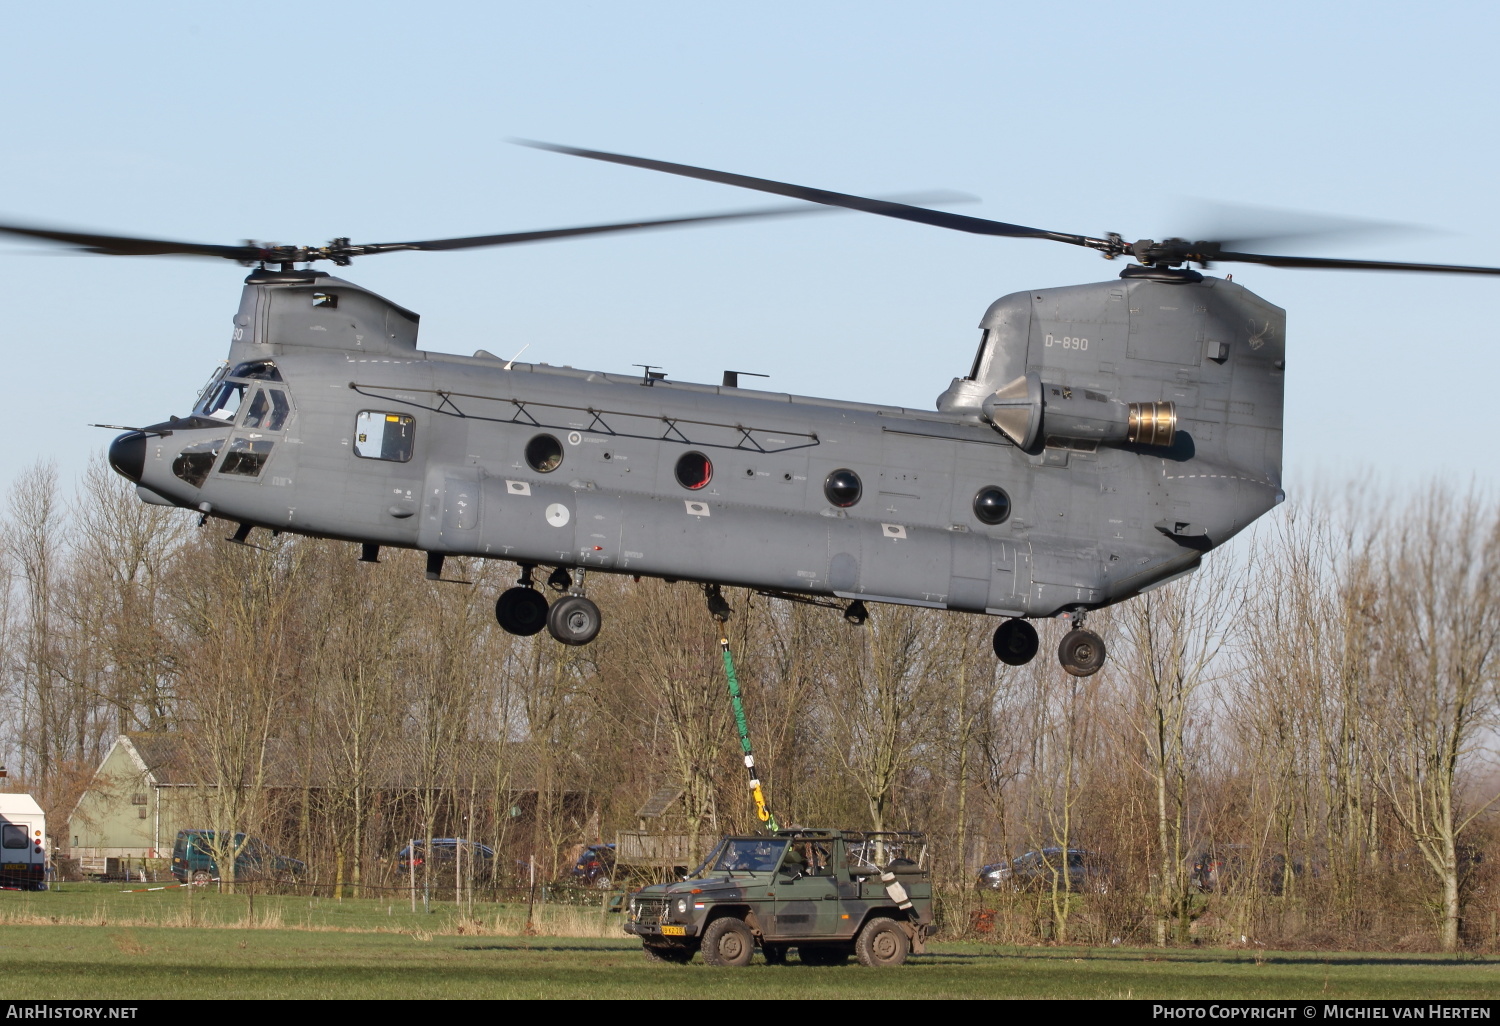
[700,917,755,967]
[855,916,911,967]
[547,594,602,646]
[1058,628,1106,677]
[992,618,1039,665]
[495,587,549,636]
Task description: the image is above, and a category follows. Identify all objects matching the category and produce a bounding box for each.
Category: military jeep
[624,829,932,967]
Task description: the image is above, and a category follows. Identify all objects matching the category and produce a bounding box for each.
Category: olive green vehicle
[624,829,932,967]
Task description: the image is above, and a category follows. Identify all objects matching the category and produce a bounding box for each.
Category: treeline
[2,458,1498,951]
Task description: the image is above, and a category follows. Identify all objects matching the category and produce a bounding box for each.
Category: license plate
[660,925,685,936]
[2,864,27,872]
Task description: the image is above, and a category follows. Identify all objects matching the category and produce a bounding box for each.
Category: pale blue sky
[2,1,1496,497]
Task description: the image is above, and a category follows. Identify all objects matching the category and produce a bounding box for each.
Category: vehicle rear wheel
[643,942,695,964]
[700,916,755,967]
[547,595,602,646]
[855,916,910,967]
[495,587,548,636]
[797,945,850,966]
[189,869,214,885]
[762,943,788,965]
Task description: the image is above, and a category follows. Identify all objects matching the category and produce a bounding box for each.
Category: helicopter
[6,144,1498,677]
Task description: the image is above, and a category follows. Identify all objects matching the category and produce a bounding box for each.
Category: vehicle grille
[633,897,668,923]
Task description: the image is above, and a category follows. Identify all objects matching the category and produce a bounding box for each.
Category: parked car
[977,848,1112,893]
[1190,845,1310,895]
[170,830,305,884]
[396,838,495,876]
[570,843,616,888]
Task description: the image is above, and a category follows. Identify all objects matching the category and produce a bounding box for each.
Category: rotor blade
[1213,250,1500,276]
[517,140,1106,250]
[0,223,262,260]
[352,191,977,255]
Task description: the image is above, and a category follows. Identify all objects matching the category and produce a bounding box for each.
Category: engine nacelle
[982,372,1175,450]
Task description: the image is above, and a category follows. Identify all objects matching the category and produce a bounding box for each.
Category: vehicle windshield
[197,377,247,420]
[710,838,788,873]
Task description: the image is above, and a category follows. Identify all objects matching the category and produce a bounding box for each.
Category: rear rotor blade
[1212,250,1500,276]
[517,140,1108,250]
[352,191,976,255]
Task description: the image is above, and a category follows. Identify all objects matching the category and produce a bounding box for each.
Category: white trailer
[0,794,47,890]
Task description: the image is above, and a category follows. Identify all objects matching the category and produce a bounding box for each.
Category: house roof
[119,734,554,791]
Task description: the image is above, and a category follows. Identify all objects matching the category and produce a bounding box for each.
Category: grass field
[0,886,1495,1000]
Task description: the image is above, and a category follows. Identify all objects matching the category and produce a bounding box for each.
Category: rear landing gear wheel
[1058,628,1106,677]
[547,594,602,646]
[992,618,1039,665]
[495,587,549,636]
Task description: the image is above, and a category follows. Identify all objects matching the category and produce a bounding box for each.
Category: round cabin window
[824,469,863,508]
[525,434,564,473]
[675,451,713,490]
[973,486,1011,525]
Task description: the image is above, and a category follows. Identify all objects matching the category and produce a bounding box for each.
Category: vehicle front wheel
[700,917,755,967]
[643,942,695,964]
[855,916,911,967]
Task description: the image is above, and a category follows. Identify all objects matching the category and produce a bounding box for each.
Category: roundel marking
[545,503,571,527]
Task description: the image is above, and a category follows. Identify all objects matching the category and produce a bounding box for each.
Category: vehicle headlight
[675,898,689,914]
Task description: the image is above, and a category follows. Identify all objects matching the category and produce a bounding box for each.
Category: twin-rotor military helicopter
[7,143,1498,676]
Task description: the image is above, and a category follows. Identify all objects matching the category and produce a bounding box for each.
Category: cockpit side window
[267,390,290,431]
[230,361,283,381]
[242,389,272,429]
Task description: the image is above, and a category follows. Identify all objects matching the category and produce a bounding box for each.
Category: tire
[547,595,602,646]
[797,945,850,967]
[495,587,548,636]
[190,869,214,885]
[643,943,695,964]
[762,943,789,965]
[700,916,755,967]
[855,916,911,967]
[993,618,1039,665]
[1058,628,1106,677]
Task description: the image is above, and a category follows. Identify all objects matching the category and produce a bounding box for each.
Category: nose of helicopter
[108,431,146,483]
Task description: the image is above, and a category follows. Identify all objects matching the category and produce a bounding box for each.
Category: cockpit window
[172,437,225,487]
[220,438,273,477]
[230,361,282,381]
[242,389,271,429]
[267,390,290,431]
[198,380,246,421]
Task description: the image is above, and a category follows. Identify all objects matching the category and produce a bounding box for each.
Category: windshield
[197,378,247,421]
[711,838,788,873]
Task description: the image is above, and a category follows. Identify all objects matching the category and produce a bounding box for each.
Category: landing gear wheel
[547,595,601,646]
[797,945,850,966]
[700,917,755,967]
[992,618,1039,665]
[843,600,868,626]
[1058,628,1106,677]
[762,943,788,965]
[643,943,695,964]
[855,916,911,967]
[495,587,549,636]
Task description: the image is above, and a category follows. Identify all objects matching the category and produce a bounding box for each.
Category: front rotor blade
[518,140,1105,249]
[353,191,976,255]
[0,222,262,260]
[1213,250,1500,276]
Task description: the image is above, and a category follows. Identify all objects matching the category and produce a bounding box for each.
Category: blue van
[171,830,305,884]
